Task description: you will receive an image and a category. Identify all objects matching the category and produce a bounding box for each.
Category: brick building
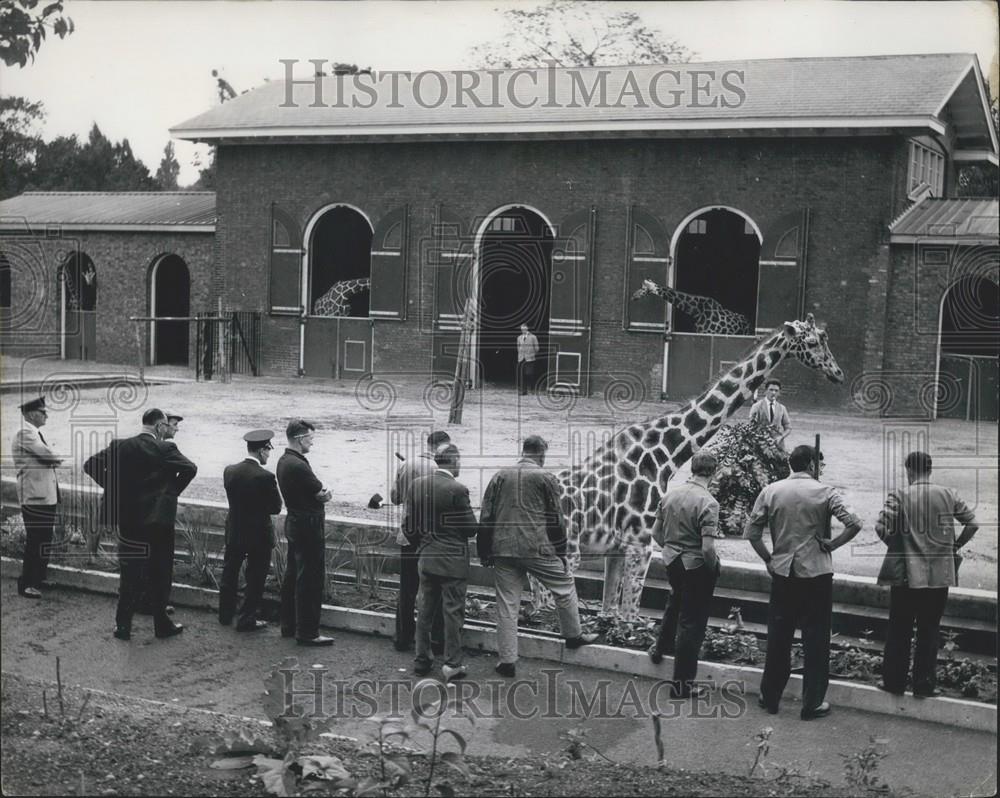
[3,53,997,415]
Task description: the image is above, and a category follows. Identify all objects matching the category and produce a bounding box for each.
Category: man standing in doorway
[12,397,63,599]
[750,380,791,449]
[876,451,978,697]
[276,419,334,646]
[516,324,539,396]
[745,445,861,720]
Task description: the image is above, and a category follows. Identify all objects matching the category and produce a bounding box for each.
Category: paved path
[1,578,995,797]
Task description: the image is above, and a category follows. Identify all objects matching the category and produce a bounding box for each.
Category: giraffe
[61,258,97,311]
[632,278,751,336]
[312,278,370,317]
[535,314,844,620]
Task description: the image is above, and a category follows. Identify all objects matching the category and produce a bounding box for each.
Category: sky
[2,0,997,186]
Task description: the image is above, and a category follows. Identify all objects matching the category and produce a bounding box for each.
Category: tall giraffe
[539,314,843,620]
[632,278,751,336]
[312,278,370,317]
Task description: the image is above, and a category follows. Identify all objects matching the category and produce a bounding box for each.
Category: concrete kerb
[2,557,995,734]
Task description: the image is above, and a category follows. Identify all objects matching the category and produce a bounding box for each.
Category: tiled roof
[170,53,993,146]
[890,198,999,244]
[0,192,216,230]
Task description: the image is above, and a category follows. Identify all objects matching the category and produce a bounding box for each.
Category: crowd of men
[10,395,980,713]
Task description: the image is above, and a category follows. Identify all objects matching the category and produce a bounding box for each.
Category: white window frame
[908,139,945,197]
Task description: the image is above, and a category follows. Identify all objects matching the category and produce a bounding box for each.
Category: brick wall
[217,135,905,408]
[0,230,214,365]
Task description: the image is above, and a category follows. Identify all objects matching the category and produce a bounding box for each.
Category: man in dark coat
[84,408,197,641]
[404,443,479,681]
[276,419,333,646]
[219,429,283,632]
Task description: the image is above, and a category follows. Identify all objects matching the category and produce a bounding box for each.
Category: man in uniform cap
[12,397,63,598]
[219,430,283,631]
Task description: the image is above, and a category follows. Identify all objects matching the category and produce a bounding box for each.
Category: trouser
[280,513,326,640]
[415,569,467,667]
[882,586,949,694]
[516,360,535,395]
[219,541,273,629]
[140,528,175,612]
[493,555,582,664]
[760,573,833,714]
[654,559,719,695]
[116,525,174,634]
[18,504,56,592]
[395,544,444,650]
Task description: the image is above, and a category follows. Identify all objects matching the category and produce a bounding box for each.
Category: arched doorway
[59,251,97,360]
[302,204,374,377]
[938,273,999,420]
[150,255,190,366]
[475,206,554,387]
[672,207,761,334]
[662,207,762,398]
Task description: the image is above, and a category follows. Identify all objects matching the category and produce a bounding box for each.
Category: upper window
[909,140,945,198]
[489,216,524,233]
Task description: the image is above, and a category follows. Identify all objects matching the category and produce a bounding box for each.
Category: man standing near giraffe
[749,379,791,449]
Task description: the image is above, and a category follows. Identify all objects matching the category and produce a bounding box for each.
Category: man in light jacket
[12,397,63,599]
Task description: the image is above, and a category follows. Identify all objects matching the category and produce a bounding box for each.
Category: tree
[155,141,181,190]
[469,0,692,69]
[27,123,157,191]
[0,0,75,68]
[0,95,44,199]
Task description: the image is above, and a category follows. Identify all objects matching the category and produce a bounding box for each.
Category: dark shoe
[757,695,778,715]
[113,627,131,641]
[913,688,942,698]
[155,623,184,639]
[296,635,334,647]
[648,645,663,665]
[800,701,831,720]
[495,662,516,678]
[878,683,905,697]
[236,620,268,632]
[414,661,433,677]
[565,633,599,649]
[19,587,42,599]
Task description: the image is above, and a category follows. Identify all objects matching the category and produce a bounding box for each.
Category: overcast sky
[2,0,997,186]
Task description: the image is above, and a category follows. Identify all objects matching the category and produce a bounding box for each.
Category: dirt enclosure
[2,357,996,589]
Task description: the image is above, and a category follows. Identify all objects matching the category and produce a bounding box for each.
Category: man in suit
[138,410,188,615]
[478,435,597,679]
[276,419,334,646]
[390,429,449,652]
[83,408,197,640]
[219,429,283,632]
[745,445,861,720]
[749,380,792,449]
[404,443,479,681]
[12,397,63,599]
[875,451,978,697]
[516,324,540,396]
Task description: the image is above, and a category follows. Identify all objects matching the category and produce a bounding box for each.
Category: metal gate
[195,311,261,381]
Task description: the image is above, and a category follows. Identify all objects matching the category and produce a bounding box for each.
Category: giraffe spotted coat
[632,279,751,336]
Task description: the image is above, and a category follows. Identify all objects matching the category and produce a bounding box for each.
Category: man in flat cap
[276,419,334,646]
[12,397,63,598]
[84,408,197,640]
[219,430,283,631]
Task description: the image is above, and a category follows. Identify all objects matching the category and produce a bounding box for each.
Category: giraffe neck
[652,285,708,319]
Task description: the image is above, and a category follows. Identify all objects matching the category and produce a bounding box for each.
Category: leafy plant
[410,679,474,798]
[829,646,881,681]
[840,736,890,792]
[176,520,218,588]
[748,726,773,777]
[703,628,760,665]
[355,715,413,797]
[581,615,658,649]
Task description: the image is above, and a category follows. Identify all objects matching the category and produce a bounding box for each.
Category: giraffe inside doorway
[476,206,553,388]
[59,251,97,360]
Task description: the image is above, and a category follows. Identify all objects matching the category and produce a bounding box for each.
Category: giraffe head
[782,314,844,383]
[630,279,658,301]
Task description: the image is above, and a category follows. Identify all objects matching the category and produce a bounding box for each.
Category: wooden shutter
[756,209,809,331]
[268,203,303,315]
[548,207,596,393]
[369,205,408,320]
[623,205,671,332]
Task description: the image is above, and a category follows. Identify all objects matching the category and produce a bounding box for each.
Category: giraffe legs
[529,540,582,620]
[602,550,626,617]
[619,543,653,622]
